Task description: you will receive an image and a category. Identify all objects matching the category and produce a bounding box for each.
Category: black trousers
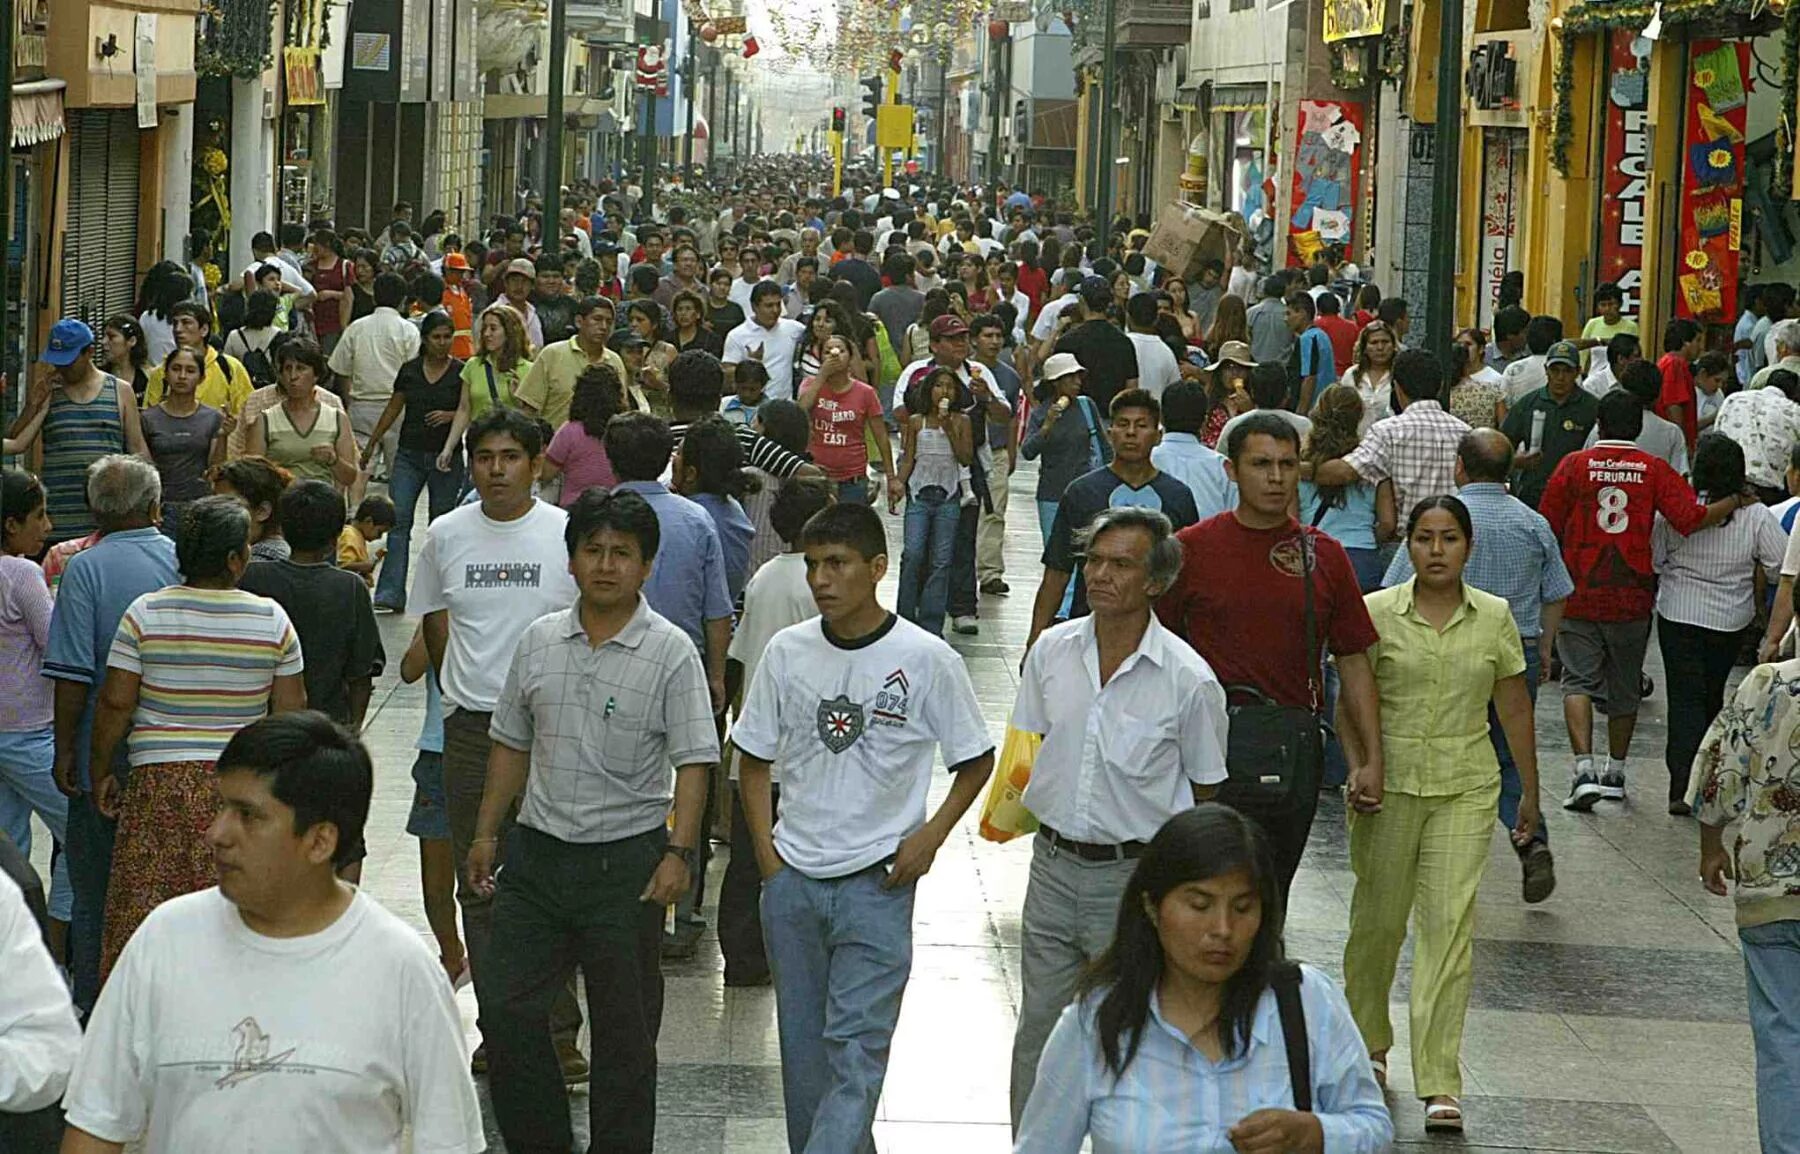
[947,503,980,619]
[718,781,780,981]
[1658,616,1743,805]
[480,825,665,1154]
[1217,778,1321,902]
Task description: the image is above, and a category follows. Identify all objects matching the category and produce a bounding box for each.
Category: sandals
[1424,1097,1464,1133]
[1368,1053,1388,1090]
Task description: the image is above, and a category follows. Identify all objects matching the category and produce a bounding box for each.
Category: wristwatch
[664,844,696,867]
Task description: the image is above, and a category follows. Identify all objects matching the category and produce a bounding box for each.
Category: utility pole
[1,0,14,390]
[681,17,696,178]
[705,50,718,176]
[1426,0,1464,356]
[544,0,568,238]
[1094,0,1118,251]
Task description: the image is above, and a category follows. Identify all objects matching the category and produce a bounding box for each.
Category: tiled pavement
[32,462,1763,1151]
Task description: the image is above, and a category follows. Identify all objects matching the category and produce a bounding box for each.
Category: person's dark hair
[1284,291,1316,321]
[1769,368,1800,404]
[904,367,971,416]
[354,494,397,529]
[1377,297,1409,327]
[797,499,887,561]
[564,487,661,562]
[755,398,810,455]
[1694,350,1732,381]
[1247,361,1288,409]
[1405,494,1474,544]
[770,476,834,545]
[1689,432,1747,504]
[1225,411,1302,462]
[750,280,784,306]
[1082,805,1284,1076]
[411,271,446,310]
[969,312,1006,340]
[216,712,373,869]
[1617,359,1663,408]
[416,311,454,345]
[373,271,409,310]
[162,344,206,378]
[629,264,661,294]
[243,289,281,330]
[176,494,253,580]
[465,405,545,458]
[1663,317,1702,353]
[1109,388,1160,425]
[1306,263,1330,289]
[884,251,916,282]
[138,261,194,319]
[1,469,45,549]
[1125,293,1160,329]
[680,416,752,499]
[273,336,329,382]
[1596,388,1645,441]
[208,457,292,537]
[1594,281,1623,306]
[670,349,726,413]
[1524,314,1563,355]
[1498,271,1526,310]
[169,300,212,334]
[570,363,625,438]
[1159,379,1209,437]
[1492,305,1530,344]
[1317,291,1341,316]
[1392,348,1444,403]
[103,314,150,374]
[1355,283,1382,312]
[603,411,675,482]
[1456,431,1514,482]
[278,479,348,553]
[1606,332,1641,367]
[1259,276,1285,300]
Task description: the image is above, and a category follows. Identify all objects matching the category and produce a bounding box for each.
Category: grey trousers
[1009,834,1137,1131]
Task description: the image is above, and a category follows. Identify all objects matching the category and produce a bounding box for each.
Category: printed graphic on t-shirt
[464,561,544,589]
[1267,534,1317,578]
[818,694,866,752]
[1109,485,1165,513]
[216,1017,297,1089]
[873,669,910,727]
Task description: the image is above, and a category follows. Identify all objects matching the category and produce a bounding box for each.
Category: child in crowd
[721,359,770,427]
[337,494,396,587]
[399,622,467,988]
[675,417,757,601]
[895,367,975,637]
[742,398,812,578]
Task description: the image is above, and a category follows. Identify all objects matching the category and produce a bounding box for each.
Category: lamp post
[1426,0,1463,355]
[1093,0,1118,252]
[544,0,568,233]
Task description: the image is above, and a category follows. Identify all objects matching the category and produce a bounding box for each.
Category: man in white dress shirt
[1006,505,1229,1131]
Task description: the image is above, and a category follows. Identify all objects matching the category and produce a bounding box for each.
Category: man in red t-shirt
[1315,292,1360,375]
[1654,317,1704,450]
[1156,411,1382,892]
[1537,392,1746,811]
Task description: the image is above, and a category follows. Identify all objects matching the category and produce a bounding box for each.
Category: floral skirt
[101,759,219,984]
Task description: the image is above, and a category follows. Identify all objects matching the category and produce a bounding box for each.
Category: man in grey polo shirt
[467,488,721,1154]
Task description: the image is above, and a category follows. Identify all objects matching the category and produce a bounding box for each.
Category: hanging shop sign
[1323,0,1386,43]
[285,47,326,105]
[1465,33,1528,128]
[1597,28,1648,318]
[1287,99,1363,266]
[1675,37,1747,323]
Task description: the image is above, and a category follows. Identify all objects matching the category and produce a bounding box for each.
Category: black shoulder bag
[1271,961,1313,1110]
[1218,528,1326,811]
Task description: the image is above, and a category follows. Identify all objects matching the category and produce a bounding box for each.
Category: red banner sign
[1597,30,1647,318]
[1675,38,1747,323]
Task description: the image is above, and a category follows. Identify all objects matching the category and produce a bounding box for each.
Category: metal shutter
[61,110,141,329]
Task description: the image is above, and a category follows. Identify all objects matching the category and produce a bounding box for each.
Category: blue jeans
[1343,545,1387,593]
[835,476,871,506]
[0,727,70,922]
[1490,644,1547,848]
[375,447,465,609]
[1743,920,1800,1153]
[1323,659,1347,789]
[1035,499,1075,619]
[899,487,959,636]
[761,864,915,1154]
[66,790,118,1017]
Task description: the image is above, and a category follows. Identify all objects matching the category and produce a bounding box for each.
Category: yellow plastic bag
[979,725,1042,843]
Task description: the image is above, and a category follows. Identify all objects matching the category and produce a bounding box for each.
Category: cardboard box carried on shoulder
[1143,203,1246,280]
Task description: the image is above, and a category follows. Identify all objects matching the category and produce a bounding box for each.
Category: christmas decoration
[700,20,718,42]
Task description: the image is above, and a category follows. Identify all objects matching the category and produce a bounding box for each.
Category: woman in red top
[1015,239,1050,314]
[956,253,995,312]
[305,229,353,355]
[798,333,895,507]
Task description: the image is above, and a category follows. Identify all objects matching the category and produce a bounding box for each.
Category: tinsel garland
[1551,0,1785,175]
[197,0,275,78]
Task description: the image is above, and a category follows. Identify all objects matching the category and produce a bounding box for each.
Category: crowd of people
[0,153,1795,1154]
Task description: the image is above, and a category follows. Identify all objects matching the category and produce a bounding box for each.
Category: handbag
[1218,530,1326,809]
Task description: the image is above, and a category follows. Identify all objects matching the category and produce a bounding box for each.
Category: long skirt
[101,759,219,984]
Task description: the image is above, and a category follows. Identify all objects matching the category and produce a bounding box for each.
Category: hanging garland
[196,0,275,78]
[1550,0,1785,175]
[1779,0,1800,194]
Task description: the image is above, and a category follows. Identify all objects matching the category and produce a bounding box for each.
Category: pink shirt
[546,420,618,507]
[0,555,55,730]
[805,378,884,481]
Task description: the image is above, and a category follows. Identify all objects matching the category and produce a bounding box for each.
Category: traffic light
[860,76,883,119]
[831,106,846,133]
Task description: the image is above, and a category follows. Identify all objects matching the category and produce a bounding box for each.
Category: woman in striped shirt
[88,496,305,981]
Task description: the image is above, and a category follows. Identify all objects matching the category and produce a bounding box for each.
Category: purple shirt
[546,420,618,508]
[0,555,55,730]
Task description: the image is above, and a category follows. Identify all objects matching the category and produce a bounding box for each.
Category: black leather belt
[1039,824,1148,862]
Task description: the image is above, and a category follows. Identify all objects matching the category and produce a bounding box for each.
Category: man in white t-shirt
[722,281,807,401]
[733,503,996,1154]
[1125,292,1182,399]
[409,406,584,1077]
[718,477,833,987]
[60,713,485,1154]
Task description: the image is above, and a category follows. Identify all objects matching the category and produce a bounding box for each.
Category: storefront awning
[11,79,67,147]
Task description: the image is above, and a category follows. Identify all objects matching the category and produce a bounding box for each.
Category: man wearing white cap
[499,257,544,352]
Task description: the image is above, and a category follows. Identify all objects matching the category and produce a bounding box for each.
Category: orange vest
[443,285,475,359]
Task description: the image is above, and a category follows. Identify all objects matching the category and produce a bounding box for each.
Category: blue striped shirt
[1382,481,1574,639]
[1014,965,1392,1153]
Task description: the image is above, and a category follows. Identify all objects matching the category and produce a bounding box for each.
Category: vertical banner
[134,14,159,130]
[1597,29,1648,317]
[1287,99,1363,266]
[1676,38,1748,322]
[1477,130,1521,330]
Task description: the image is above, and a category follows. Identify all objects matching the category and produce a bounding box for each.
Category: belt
[1038,824,1147,863]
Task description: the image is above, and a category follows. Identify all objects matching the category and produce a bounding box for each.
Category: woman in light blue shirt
[1014,805,1392,1154]
[1300,385,1395,593]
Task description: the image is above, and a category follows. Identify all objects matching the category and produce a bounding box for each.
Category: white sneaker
[951,615,980,635]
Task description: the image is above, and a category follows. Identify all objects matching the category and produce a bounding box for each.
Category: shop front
[6,0,66,398]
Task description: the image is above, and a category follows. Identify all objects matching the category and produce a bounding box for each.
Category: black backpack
[239,340,276,389]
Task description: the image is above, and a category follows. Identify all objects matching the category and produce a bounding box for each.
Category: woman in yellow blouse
[1340,495,1540,1137]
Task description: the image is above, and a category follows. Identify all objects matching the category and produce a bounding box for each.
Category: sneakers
[1599,769,1627,801]
[1564,773,1603,812]
[1520,843,1556,903]
[952,615,980,635]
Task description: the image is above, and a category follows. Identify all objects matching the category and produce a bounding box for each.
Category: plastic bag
[978,725,1042,843]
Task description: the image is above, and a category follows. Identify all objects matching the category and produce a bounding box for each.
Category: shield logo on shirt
[817,694,866,754]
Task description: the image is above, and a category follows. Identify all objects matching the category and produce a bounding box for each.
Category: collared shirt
[143,348,254,416]
[1501,353,1547,405]
[1382,482,1573,638]
[722,317,808,402]
[490,600,721,843]
[327,307,422,403]
[1011,615,1227,844]
[1498,386,1601,507]
[1714,386,1800,489]
[1245,297,1292,364]
[515,338,628,429]
[1692,659,1800,926]
[1014,967,1394,1154]
[1485,340,1527,375]
[1363,578,1526,796]
[610,481,734,648]
[1342,399,1470,517]
[1653,501,1788,632]
[1150,433,1236,521]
